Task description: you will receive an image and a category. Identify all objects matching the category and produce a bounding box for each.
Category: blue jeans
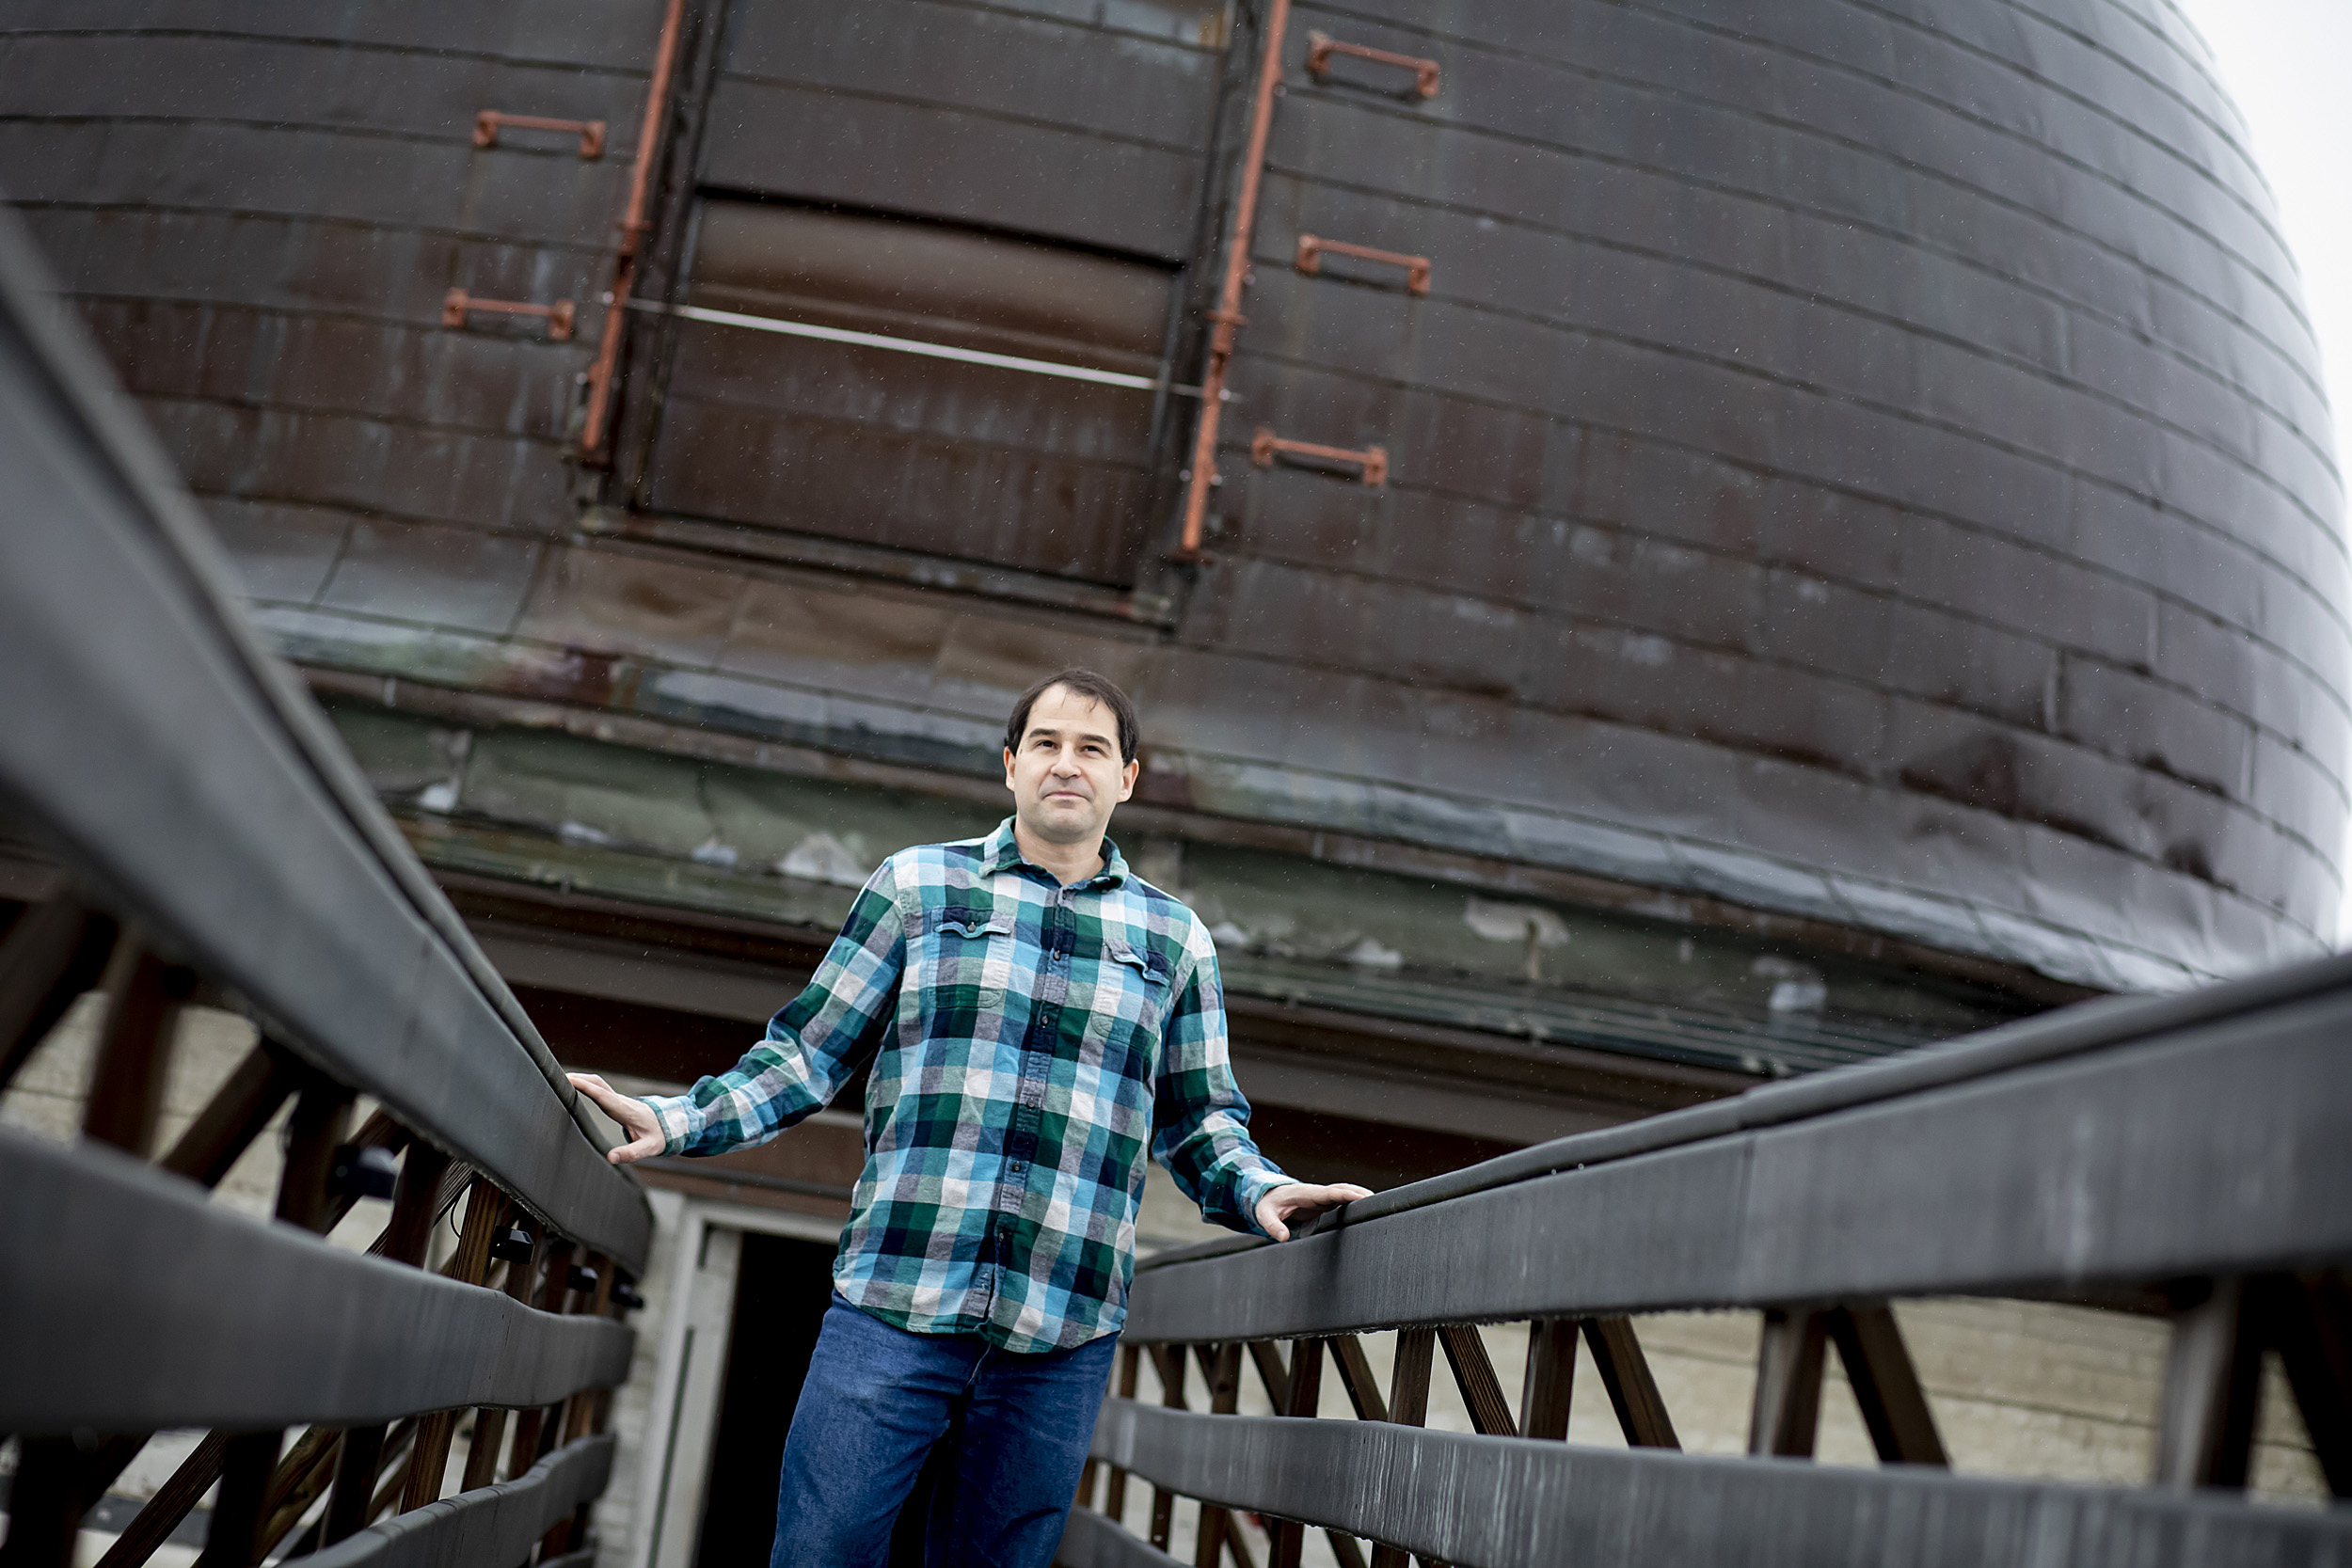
[769,1294,1120,1568]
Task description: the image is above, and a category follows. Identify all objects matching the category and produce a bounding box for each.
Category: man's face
[1004,686,1139,846]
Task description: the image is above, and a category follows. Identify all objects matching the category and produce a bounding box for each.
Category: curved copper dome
[1145,0,2352,990]
[0,0,2340,994]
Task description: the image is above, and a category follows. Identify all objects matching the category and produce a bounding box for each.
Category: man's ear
[1118,756,1139,801]
[1004,748,1018,793]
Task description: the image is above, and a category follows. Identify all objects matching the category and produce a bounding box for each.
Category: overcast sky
[2169,0,2352,478]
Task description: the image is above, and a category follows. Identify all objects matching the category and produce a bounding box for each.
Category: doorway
[691,1231,838,1565]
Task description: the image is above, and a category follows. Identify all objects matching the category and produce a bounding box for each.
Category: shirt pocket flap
[937,906,1013,940]
[1105,941,1171,986]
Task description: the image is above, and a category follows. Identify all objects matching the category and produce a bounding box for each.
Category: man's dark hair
[1004,669,1139,764]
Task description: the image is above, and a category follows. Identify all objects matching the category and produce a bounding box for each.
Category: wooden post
[320,1424,388,1547]
[1268,1339,1324,1568]
[325,1132,442,1540]
[1581,1316,1678,1449]
[2155,1277,2262,1489]
[1191,1343,1245,1568]
[563,1258,616,1444]
[277,1077,355,1232]
[194,1431,282,1568]
[0,895,118,1092]
[2273,1273,2352,1497]
[82,945,191,1156]
[1149,1345,1189,1550]
[379,1141,453,1266]
[1103,1343,1142,1525]
[1387,1330,1435,1427]
[1438,1325,1517,1436]
[1521,1319,1579,1441]
[538,1256,620,1556]
[402,1178,508,1511]
[1367,1329,1435,1568]
[1,1437,87,1568]
[182,1076,352,1564]
[254,1428,344,1559]
[1328,1335,1390,1423]
[88,1433,231,1568]
[509,1241,576,1477]
[464,1205,534,1489]
[1749,1308,1829,1458]
[159,1042,299,1188]
[1824,1305,1947,1465]
[1247,1339,1292,1410]
[361,1422,421,1528]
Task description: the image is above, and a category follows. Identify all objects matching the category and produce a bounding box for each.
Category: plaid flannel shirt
[642,818,1291,1352]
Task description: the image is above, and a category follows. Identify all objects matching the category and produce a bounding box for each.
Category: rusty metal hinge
[1252,428,1389,486]
[442,289,576,341]
[1295,234,1431,294]
[473,110,607,159]
[1306,31,1439,98]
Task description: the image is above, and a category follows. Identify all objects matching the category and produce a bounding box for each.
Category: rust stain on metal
[442,288,576,341]
[1306,30,1440,98]
[1175,0,1290,559]
[1252,427,1388,486]
[580,0,689,464]
[1295,233,1431,294]
[473,111,607,159]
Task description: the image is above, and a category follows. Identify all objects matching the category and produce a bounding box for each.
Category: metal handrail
[1139,943,2352,1259]
[0,202,648,1566]
[0,211,648,1271]
[1083,954,2352,1564]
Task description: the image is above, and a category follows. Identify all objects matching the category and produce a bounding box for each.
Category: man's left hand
[1255,1181,1374,1242]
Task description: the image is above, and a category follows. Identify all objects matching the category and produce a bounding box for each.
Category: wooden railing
[1068,952,2352,1565]
[0,211,652,1567]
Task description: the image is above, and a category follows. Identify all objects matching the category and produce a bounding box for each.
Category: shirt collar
[983,816,1129,889]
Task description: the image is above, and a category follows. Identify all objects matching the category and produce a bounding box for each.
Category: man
[573,669,1369,1567]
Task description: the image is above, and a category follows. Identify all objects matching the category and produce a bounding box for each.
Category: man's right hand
[569,1072,667,1165]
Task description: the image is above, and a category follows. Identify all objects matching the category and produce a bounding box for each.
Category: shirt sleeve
[639,862,906,1158]
[1150,932,1292,1237]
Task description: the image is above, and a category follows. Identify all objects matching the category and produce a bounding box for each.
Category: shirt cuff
[1235,1165,1294,1238]
[642,1094,695,1157]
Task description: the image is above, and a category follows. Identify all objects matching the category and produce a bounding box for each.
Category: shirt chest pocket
[1098,940,1172,1032]
[930,906,1014,993]
[937,907,1013,942]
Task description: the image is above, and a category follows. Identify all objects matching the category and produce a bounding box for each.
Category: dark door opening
[691,1231,838,1567]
